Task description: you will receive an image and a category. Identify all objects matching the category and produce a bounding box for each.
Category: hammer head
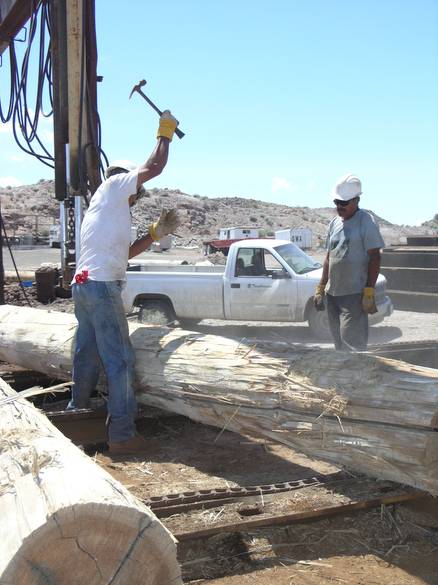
[129,79,147,99]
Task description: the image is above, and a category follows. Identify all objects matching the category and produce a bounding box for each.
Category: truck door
[227,247,296,321]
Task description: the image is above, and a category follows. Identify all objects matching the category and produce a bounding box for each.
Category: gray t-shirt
[326,209,385,296]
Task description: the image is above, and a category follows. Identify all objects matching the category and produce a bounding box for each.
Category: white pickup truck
[123,239,393,338]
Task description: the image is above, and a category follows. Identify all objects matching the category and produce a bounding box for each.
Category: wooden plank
[65,0,83,193]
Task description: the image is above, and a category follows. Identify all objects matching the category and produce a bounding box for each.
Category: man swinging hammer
[68,111,180,454]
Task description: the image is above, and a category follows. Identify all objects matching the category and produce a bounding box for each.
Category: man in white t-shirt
[313,174,385,351]
[68,111,179,454]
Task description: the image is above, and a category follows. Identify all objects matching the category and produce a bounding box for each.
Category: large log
[1,305,438,495]
[0,374,182,585]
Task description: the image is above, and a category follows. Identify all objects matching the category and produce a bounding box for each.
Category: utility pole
[51,0,101,287]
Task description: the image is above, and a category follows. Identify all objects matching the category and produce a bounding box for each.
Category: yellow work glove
[362,287,378,314]
[148,209,180,241]
[157,110,179,141]
[313,283,326,311]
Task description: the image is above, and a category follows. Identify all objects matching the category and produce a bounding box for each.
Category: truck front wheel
[307,305,332,341]
[138,300,176,326]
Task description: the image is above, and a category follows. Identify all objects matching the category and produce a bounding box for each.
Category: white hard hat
[331,174,362,201]
[105,159,137,179]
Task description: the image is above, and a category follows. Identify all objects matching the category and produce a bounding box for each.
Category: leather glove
[313,283,326,311]
[362,287,378,314]
[157,110,179,141]
[149,209,180,241]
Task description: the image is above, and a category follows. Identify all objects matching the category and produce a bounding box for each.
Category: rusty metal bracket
[146,471,348,517]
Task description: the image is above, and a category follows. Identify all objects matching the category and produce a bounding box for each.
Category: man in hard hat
[68,111,180,454]
[313,174,385,351]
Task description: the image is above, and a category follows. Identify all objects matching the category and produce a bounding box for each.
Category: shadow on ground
[179,321,404,347]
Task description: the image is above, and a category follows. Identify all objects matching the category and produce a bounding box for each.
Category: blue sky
[0,0,437,225]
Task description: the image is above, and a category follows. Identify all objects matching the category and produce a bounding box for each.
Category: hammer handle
[138,89,185,139]
[174,127,185,140]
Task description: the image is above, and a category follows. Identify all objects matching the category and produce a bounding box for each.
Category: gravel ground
[370,310,438,344]
[195,310,438,348]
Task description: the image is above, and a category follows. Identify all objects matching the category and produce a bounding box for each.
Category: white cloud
[0,176,23,188]
[0,122,12,134]
[271,176,291,193]
[42,129,54,143]
[0,112,53,141]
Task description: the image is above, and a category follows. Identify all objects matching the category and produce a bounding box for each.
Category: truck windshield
[274,243,322,274]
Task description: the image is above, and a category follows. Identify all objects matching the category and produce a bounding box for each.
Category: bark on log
[1,305,438,495]
[0,373,182,585]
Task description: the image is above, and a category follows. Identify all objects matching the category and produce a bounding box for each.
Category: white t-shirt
[74,169,138,282]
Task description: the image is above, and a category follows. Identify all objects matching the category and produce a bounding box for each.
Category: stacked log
[0,373,182,584]
[1,305,438,495]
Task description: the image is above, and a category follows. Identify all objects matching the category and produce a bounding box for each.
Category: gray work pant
[326,293,368,351]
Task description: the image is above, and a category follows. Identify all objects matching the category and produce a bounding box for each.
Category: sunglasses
[333,199,353,207]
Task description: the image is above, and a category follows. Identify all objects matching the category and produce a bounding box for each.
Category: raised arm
[136,111,179,188]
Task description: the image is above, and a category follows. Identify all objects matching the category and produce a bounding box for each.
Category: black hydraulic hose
[0,0,109,183]
[0,45,18,123]
[1,0,55,167]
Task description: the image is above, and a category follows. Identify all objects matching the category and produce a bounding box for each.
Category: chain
[62,197,76,282]
[66,196,76,253]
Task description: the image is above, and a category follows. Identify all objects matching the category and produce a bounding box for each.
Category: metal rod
[174,491,425,541]
[74,195,82,263]
[50,0,69,202]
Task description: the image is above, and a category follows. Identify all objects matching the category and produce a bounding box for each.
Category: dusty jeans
[68,280,137,442]
[326,293,368,351]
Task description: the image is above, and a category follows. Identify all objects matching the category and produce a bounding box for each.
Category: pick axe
[129,79,185,139]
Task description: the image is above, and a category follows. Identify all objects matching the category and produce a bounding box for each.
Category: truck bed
[123,268,226,320]
[128,262,225,274]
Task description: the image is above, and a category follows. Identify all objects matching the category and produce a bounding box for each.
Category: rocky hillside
[422,214,438,232]
[0,180,436,248]
[1,181,59,238]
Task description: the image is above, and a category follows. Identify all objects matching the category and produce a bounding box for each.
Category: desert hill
[0,180,435,248]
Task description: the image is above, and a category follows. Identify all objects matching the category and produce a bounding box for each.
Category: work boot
[108,435,147,455]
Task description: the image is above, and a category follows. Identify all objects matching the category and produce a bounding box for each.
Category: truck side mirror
[271,270,291,280]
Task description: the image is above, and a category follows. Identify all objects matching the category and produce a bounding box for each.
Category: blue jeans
[68,280,137,442]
